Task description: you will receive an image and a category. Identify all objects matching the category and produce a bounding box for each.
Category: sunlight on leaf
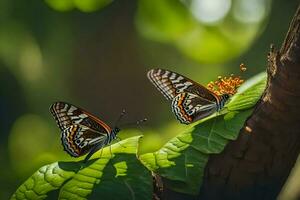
[11,162,80,200]
[11,72,268,198]
[44,0,113,12]
[135,0,195,42]
[44,0,74,11]
[73,0,112,12]
[139,109,252,194]
[136,0,271,63]
[11,136,152,200]
[139,72,267,194]
[226,71,267,110]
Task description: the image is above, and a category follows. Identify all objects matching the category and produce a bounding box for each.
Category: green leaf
[135,0,195,42]
[11,162,79,200]
[73,0,113,12]
[44,0,74,12]
[11,136,152,200]
[136,1,271,64]
[226,71,267,111]
[12,72,267,198]
[139,72,267,195]
[44,0,113,12]
[139,110,252,194]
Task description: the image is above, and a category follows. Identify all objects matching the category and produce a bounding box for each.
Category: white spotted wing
[50,102,111,157]
[147,69,228,124]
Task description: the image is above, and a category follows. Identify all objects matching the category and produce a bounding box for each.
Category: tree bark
[199,4,300,200]
[154,4,300,200]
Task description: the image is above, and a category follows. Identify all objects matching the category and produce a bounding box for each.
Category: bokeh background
[1,0,299,199]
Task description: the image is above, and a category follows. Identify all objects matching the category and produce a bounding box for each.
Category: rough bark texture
[154,4,300,200]
[200,5,300,200]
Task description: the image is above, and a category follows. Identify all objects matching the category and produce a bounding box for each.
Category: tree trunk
[199,4,300,200]
[154,3,300,200]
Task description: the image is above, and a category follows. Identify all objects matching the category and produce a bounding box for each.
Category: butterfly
[147,68,230,124]
[50,102,122,162]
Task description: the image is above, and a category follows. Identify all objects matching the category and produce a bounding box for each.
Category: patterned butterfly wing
[172,93,218,124]
[147,68,227,124]
[147,68,219,102]
[61,124,107,157]
[50,102,112,157]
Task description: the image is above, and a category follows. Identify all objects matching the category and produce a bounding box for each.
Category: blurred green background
[1,0,299,199]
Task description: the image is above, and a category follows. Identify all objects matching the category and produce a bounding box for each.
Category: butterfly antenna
[119,118,147,128]
[115,109,126,126]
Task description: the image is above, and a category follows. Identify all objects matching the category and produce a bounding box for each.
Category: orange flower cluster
[206,74,244,96]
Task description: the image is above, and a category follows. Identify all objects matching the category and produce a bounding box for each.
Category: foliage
[140,72,266,194]
[11,72,266,199]
[11,136,152,200]
[135,0,271,63]
[44,0,112,12]
[43,0,271,63]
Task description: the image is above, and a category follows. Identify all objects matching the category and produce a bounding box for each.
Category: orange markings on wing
[69,126,81,154]
[177,93,192,122]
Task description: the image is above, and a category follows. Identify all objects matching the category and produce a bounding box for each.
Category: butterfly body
[50,102,120,161]
[147,69,230,124]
